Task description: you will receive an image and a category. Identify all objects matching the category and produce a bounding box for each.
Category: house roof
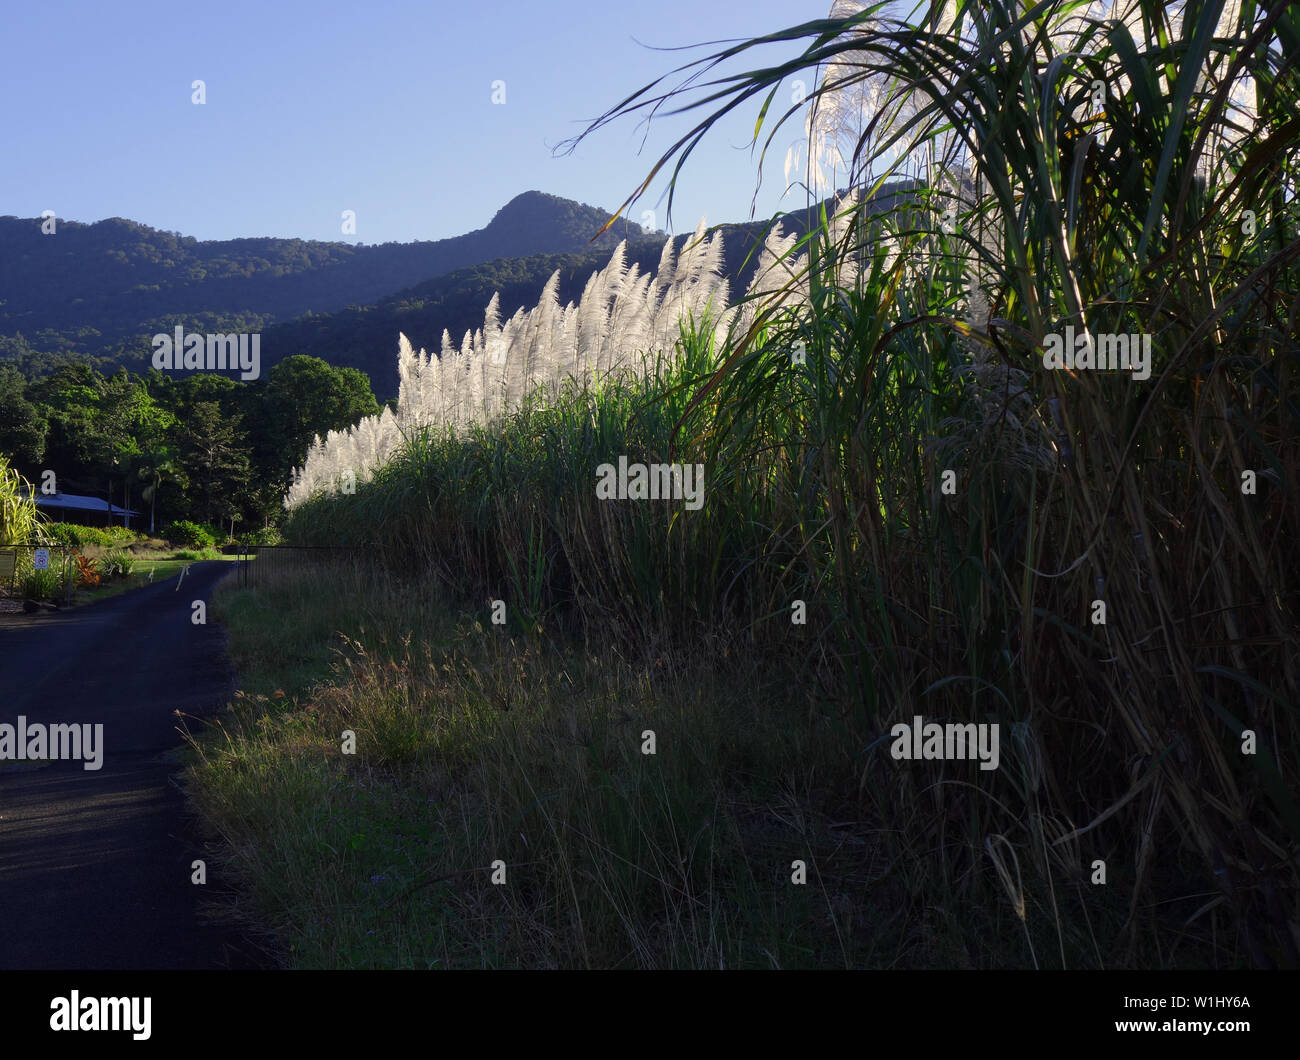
[20,491,140,517]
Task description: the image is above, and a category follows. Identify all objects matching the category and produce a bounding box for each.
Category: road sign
[33,549,50,570]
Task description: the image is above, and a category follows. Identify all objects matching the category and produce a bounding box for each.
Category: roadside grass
[205,555,435,701]
[194,559,868,968]
[192,564,868,967]
[192,557,1190,969]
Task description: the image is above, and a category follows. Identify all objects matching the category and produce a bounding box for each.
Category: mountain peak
[484,191,646,245]
[488,190,580,226]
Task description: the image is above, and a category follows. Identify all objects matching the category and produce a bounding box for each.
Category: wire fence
[236,545,363,589]
[0,545,79,605]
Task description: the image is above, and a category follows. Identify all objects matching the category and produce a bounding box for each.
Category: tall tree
[133,446,182,535]
[180,401,252,527]
[0,365,47,471]
[253,355,381,490]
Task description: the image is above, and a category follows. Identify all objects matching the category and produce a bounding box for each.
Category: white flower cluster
[285,218,797,508]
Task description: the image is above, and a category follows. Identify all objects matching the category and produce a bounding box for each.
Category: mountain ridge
[0,190,651,372]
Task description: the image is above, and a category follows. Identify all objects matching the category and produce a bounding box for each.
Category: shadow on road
[0,562,275,970]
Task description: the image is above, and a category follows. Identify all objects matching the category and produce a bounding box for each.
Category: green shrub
[163,520,216,548]
[39,523,138,549]
[19,566,62,601]
[243,525,283,547]
[41,523,82,548]
[174,548,222,561]
[0,455,41,546]
[98,549,135,580]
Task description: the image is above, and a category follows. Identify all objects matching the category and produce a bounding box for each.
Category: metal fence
[236,545,362,588]
[0,545,78,605]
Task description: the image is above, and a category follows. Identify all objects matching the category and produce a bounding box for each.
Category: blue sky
[0,0,905,244]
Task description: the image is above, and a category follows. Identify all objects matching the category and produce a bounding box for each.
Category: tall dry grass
[268,0,1298,966]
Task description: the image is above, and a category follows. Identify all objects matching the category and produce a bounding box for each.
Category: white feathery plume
[289,219,747,507]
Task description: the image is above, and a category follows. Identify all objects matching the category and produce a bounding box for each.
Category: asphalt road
[0,562,268,969]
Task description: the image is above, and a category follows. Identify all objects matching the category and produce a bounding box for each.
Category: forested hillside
[0,191,650,374]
